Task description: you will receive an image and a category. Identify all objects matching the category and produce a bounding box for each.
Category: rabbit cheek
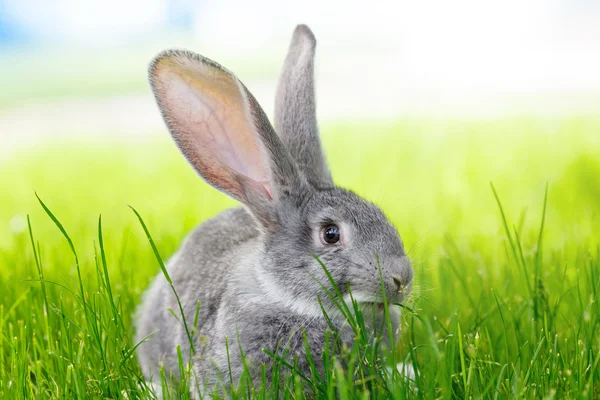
[332,267,348,293]
[317,256,348,293]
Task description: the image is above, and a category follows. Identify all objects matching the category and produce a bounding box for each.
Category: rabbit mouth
[358,294,407,311]
[345,293,406,311]
[364,302,386,311]
[359,302,390,313]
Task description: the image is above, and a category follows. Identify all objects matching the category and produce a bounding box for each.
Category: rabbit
[135,24,414,396]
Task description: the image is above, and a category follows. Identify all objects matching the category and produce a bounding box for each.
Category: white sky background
[195,0,600,92]
[3,0,600,121]
[194,0,600,117]
[6,0,600,96]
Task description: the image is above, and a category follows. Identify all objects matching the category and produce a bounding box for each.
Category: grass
[1,116,600,398]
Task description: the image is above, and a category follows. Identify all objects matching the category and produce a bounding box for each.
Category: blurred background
[1,0,600,157]
[1,0,599,254]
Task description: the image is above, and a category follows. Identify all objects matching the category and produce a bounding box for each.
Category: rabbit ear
[150,50,302,229]
[274,25,333,189]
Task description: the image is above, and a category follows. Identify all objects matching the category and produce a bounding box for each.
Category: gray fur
[274,25,333,188]
[135,25,413,396]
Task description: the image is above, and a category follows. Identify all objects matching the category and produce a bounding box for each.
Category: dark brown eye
[322,224,340,244]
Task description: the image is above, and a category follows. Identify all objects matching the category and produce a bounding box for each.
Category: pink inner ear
[154,57,273,201]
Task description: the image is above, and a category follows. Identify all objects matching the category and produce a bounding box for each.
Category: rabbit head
[149,25,413,318]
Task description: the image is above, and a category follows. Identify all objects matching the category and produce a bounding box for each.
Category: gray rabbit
[135,24,413,395]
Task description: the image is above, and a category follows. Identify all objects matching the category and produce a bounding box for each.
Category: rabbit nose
[392,268,413,293]
[392,276,404,292]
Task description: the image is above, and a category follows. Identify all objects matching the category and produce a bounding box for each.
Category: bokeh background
[2,0,600,151]
[1,1,600,397]
[2,0,599,259]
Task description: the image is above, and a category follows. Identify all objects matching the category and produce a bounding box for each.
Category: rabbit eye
[321,224,340,244]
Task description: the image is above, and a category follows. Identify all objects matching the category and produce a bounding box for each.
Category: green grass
[1,117,600,398]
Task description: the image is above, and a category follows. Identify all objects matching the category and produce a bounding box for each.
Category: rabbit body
[136,207,255,385]
[135,24,413,394]
[136,207,345,387]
